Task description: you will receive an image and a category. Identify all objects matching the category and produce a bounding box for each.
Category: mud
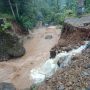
[0,26,60,89]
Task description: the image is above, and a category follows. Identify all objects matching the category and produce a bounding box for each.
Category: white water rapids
[30,41,89,84]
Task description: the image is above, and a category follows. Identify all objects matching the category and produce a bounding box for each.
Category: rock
[84,64,90,69]
[83,71,89,76]
[45,35,53,39]
[57,60,61,67]
[0,32,25,61]
[81,71,90,76]
[27,36,32,39]
[8,44,25,58]
[0,82,16,90]
[61,46,72,52]
[50,50,56,58]
[72,56,79,60]
[86,87,90,90]
[56,84,65,90]
[86,42,90,49]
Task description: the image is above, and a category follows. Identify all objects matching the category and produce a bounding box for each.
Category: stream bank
[38,46,90,90]
[0,26,60,89]
[0,32,25,61]
[37,16,90,90]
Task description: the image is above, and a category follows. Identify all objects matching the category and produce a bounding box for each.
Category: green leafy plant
[53,9,76,25]
[30,84,38,90]
[54,13,65,24]
[16,15,37,30]
[0,20,11,32]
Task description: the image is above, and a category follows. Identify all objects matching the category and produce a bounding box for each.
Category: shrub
[16,15,37,30]
[53,9,76,25]
[0,19,11,32]
[54,13,65,24]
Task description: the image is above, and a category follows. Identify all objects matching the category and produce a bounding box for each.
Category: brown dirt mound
[50,16,90,58]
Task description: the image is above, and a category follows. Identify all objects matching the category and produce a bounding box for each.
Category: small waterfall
[30,41,89,84]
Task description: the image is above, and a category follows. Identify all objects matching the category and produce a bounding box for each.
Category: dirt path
[0,26,60,89]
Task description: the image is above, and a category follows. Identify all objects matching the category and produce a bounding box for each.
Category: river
[0,26,60,89]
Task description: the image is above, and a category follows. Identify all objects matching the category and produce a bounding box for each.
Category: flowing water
[31,41,89,84]
[0,26,60,89]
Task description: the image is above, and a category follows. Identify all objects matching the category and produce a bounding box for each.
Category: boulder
[0,82,16,90]
[45,35,53,39]
[0,32,25,61]
[50,50,56,58]
[8,44,25,58]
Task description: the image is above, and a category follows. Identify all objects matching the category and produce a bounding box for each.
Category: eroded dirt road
[0,26,60,89]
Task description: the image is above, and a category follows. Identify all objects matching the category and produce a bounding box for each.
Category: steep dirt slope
[38,16,90,90]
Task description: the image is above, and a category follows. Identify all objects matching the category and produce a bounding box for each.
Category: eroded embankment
[30,41,89,84]
[37,17,90,90]
[51,16,90,57]
[38,47,90,90]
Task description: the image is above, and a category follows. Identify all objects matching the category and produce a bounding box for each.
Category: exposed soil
[0,26,60,90]
[51,16,90,57]
[38,16,90,90]
[1,16,90,90]
[38,48,90,90]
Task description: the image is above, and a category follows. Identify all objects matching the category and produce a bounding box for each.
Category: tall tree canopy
[0,0,89,30]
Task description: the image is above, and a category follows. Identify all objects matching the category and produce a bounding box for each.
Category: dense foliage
[85,0,90,13]
[0,0,89,30]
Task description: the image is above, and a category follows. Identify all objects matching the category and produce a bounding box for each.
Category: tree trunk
[8,0,16,18]
[15,3,19,18]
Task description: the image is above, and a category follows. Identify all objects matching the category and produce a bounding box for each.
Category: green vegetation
[85,0,90,13]
[0,20,11,32]
[30,84,38,90]
[0,0,89,31]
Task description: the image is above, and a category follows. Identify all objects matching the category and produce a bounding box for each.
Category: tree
[8,0,15,18]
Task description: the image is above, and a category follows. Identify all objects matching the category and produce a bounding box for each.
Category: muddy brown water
[0,26,60,90]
